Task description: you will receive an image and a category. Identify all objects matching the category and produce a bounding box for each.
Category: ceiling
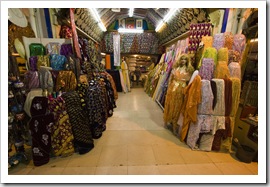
[96,8,170,29]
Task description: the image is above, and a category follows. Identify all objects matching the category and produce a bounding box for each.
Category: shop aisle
[9,87,258,175]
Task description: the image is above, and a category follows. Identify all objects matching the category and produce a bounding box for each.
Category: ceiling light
[118,28,143,33]
[250,38,258,43]
[129,8,134,17]
[155,8,179,32]
[89,8,107,32]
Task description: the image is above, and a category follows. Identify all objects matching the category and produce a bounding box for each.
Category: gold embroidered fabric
[217,47,229,64]
[79,74,89,85]
[37,55,50,70]
[56,71,77,92]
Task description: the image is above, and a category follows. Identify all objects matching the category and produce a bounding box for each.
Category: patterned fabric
[62,91,94,155]
[228,50,241,63]
[224,32,234,50]
[23,88,43,117]
[198,47,217,68]
[29,56,38,71]
[211,79,225,116]
[201,36,213,49]
[232,34,246,54]
[198,133,215,152]
[38,66,54,93]
[37,55,50,70]
[30,96,48,116]
[224,78,233,116]
[104,71,118,100]
[86,79,107,139]
[60,44,74,58]
[217,47,228,64]
[180,75,201,142]
[230,78,241,117]
[121,61,131,92]
[48,96,74,157]
[214,61,230,79]
[198,80,213,115]
[187,114,213,149]
[228,62,241,80]
[29,113,54,166]
[213,33,225,50]
[24,71,40,92]
[199,58,214,80]
[55,71,77,92]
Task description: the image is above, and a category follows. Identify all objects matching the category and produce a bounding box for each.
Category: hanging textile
[119,69,127,93]
[228,62,241,80]
[180,75,201,142]
[55,71,77,92]
[213,33,225,50]
[211,79,225,116]
[198,80,214,115]
[214,61,230,79]
[121,60,131,92]
[113,33,121,67]
[48,96,74,157]
[69,8,81,59]
[104,71,118,100]
[62,91,94,154]
[187,114,213,149]
[224,78,233,116]
[217,47,229,64]
[230,78,241,117]
[199,58,214,81]
[212,116,231,151]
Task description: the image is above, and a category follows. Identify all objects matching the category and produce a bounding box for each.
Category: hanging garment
[48,96,74,157]
[223,78,233,116]
[213,33,225,50]
[211,79,225,116]
[121,61,131,92]
[187,114,213,149]
[163,66,192,133]
[119,69,127,93]
[224,32,234,50]
[106,70,122,92]
[214,61,230,79]
[212,116,231,151]
[199,58,214,81]
[228,62,241,80]
[29,113,54,166]
[113,34,121,66]
[230,78,241,117]
[180,75,201,142]
[104,71,118,100]
[62,91,94,155]
[217,47,229,64]
[198,80,214,115]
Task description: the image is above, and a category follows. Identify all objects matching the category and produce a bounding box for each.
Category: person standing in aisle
[134,66,142,86]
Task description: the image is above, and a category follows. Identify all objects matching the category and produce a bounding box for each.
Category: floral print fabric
[197,80,213,115]
[199,58,214,81]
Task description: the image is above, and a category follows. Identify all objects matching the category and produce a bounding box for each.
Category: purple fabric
[24,71,40,91]
[232,34,246,54]
[29,113,53,166]
[213,33,225,50]
[228,62,241,79]
[60,44,73,58]
[199,58,214,80]
[29,56,38,71]
[198,80,214,115]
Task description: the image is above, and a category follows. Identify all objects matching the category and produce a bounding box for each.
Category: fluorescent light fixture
[89,8,107,32]
[118,28,143,33]
[101,52,106,55]
[129,8,134,17]
[155,8,179,32]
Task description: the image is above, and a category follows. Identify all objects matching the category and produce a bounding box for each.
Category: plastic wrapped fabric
[29,43,46,57]
[38,66,54,93]
[37,55,50,70]
[201,36,213,49]
[228,50,241,63]
[47,42,61,55]
[217,47,228,64]
[228,62,241,80]
[50,54,67,70]
[199,47,217,68]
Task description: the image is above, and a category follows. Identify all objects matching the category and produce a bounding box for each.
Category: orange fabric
[180,75,202,142]
[105,55,111,70]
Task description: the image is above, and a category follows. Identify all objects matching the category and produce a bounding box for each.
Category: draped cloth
[198,80,213,115]
[212,116,231,151]
[230,78,241,117]
[211,79,225,116]
[62,91,94,155]
[119,69,127,93]
[198,47,218,68]
[121,61,131,92]
[104,71,118,100]
[48,96,75,157]
[199,58,214,81]
[217,47,229,64]
[214,61,230,79]
[113,34,121,66]
[228,62,241,80]
[224,78,233,116]
[180,75,201,142]
[213,33,225,50]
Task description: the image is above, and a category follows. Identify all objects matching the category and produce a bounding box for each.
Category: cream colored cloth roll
[230,78,241,117]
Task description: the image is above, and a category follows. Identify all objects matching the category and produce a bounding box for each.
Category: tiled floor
[8,87,258,176]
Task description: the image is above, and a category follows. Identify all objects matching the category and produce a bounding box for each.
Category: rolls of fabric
[224,32,234,50]
[214,61,230,79]
[199,58,214,81]
[228,62,241,80]
[230,78,241,117]
[217,47,229,64]
[213,33,225,50]
[232,34,246,54]
[201,36,213,49]
[199,47,218,68]
[211,79,225,116]
[197,80,213,115]
[228,50,241,63]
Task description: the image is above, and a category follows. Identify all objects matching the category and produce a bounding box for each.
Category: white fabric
[188,70,199,85]
[113,34,121,66]
[23,88,43,117]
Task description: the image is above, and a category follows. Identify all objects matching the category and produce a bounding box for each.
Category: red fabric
[69,8,81,59]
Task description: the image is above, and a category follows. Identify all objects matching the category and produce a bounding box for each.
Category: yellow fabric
[180,75,201,142]
[224,32,234,50]
[214,61,231,79]
[121,61,131,92]
[198,47,217,69]
[56,71,77,92]
[218,47,229,64]
[230,78,241,117]
[201,36,213,49]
